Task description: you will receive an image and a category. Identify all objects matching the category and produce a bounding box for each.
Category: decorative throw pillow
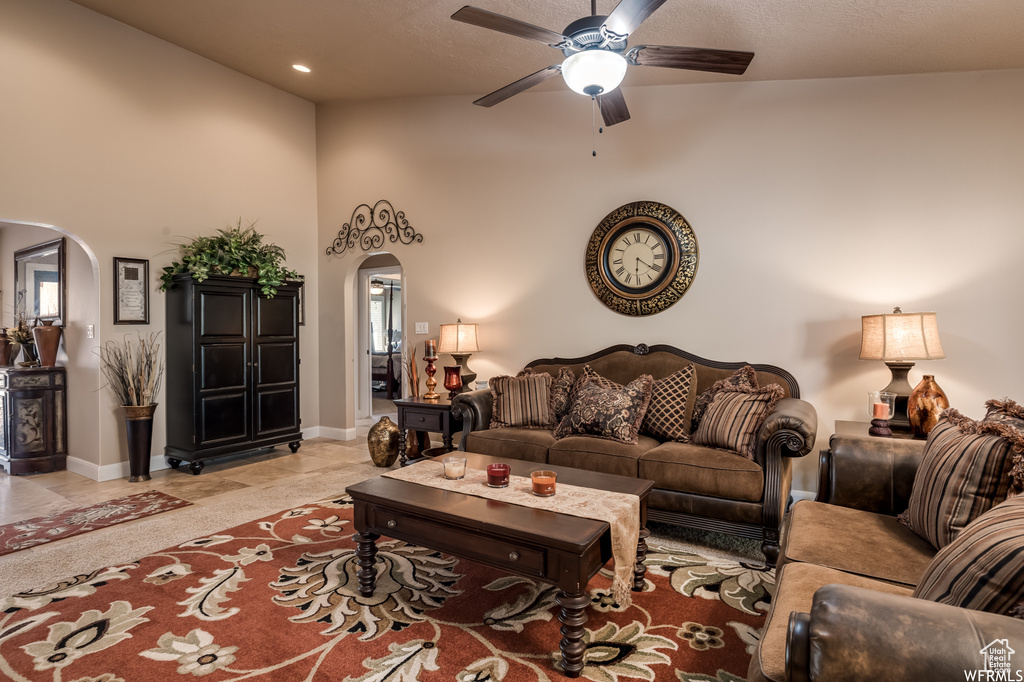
[488,373,556,430]
[641,364,696,442]
[691,365,759,433]
[550,367,576,422]
[984,397,1024,431]
[899,410,1024,549]
[553,374,654,445]
[692,384,785,459]
[914,496,1024,618]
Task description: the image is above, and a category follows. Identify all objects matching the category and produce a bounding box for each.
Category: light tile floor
[0,413,410,526]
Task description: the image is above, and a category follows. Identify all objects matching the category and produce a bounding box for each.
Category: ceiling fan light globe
[561,50,627,96]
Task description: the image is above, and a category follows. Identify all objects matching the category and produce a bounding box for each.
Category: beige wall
[316,68,1024,493]
[0,0,319,477]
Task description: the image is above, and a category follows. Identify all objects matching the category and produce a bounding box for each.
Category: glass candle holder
[444,365,462,400]
[486,463,510,488]
[867,391,896,421]
[442,456,466,480]
[867,390,896,436]
[531,470,557,497]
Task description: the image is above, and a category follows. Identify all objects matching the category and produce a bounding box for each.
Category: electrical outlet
[415,322,429,334]
[86,325,95,339]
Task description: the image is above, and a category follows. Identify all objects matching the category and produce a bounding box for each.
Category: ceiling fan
[451,0,754,127]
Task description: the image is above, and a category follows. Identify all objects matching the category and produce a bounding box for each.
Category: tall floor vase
[124,404,157,482]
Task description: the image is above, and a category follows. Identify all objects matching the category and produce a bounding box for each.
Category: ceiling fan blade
[597,89,631,126]
[452,6,567,46]
[473,65,563,107]
[632,45,754,75]
[603,0,669,38]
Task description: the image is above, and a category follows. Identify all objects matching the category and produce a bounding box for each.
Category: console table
[0,366,68,475]
[394,395,462,466]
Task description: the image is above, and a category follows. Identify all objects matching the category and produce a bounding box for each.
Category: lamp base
[881,361,915,431]
[451,353,477,393]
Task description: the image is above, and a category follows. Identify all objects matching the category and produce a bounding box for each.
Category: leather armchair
[787,585,1024,682]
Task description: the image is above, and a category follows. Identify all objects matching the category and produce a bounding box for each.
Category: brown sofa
[748,431,1024,681]
[451,343,818,564]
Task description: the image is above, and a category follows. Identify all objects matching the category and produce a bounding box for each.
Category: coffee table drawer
[404,410,443,431]
[368,505,545,576]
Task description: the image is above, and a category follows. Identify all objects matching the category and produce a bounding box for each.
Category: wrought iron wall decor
[326,200,423,256]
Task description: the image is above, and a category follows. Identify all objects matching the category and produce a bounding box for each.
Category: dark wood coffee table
[346,453,654,678]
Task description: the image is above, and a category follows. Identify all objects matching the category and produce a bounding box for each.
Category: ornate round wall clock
[585,201,699,316]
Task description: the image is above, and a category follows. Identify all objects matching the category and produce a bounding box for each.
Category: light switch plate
[415,322,429,334]
[86,324,95,339]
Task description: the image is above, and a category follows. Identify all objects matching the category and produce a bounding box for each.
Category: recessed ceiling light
[292,64,311,73]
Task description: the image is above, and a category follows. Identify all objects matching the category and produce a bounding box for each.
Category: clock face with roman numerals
[585,201,699,316]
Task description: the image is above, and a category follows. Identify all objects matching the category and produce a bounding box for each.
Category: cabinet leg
[188,461,205,476]
[288,441,301,453]
[167,458,182,469]
[354,531,380,597]
[556,590,589,678]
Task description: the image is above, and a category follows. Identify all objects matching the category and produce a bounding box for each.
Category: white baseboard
[791,489,816,502]
[317,426,357,441]
[67,454,171,483]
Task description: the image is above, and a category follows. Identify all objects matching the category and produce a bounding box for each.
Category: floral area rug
[0,491,191,558]
[0,494,773,681]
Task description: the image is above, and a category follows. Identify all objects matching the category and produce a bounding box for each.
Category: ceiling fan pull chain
[592,95,598,156]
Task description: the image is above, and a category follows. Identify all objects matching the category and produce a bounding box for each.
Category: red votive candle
[873,402,889,419]
[486,463,510,488]
[531,470,556,497]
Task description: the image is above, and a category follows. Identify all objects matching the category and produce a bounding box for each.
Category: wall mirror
[14,237,66,324]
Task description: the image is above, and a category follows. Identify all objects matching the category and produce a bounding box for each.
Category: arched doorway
[356,254,404,419]
[0,219,102,476]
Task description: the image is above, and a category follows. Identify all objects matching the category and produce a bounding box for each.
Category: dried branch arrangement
[98,332,166,406]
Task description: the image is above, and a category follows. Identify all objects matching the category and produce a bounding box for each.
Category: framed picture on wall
[113,257,149,324]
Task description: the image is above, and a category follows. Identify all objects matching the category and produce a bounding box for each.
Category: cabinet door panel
[255,388,299,436]
[199,291,248,337]
[256,343,296,385]
[199,393,249,445]
[255,295,296,337]
[201,344,249,390]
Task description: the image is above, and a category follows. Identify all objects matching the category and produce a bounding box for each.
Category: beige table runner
[383,461,641,606]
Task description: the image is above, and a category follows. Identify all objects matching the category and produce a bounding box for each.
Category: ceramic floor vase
[908,375,949,438]
[367,415,400,467]
[32,321,62,367]
[124,404,158,482]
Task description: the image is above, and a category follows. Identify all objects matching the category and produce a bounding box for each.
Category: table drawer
[405,410,443,431]
[368,505,545,577]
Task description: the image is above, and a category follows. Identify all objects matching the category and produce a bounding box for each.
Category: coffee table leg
[633,527,651,591]
[354,531,380,597]
[556,590,589,678]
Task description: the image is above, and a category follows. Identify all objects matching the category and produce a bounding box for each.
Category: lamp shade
[438,319,480,354]
[859,311,945,361]
[561,50,627,96]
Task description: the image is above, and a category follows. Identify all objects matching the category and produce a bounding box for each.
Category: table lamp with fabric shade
[438,319,480,393]
[859,307,945,431]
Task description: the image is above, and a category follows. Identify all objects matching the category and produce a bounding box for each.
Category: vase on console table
[33,320,62,368]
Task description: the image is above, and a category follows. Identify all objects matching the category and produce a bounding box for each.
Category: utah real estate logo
[966,639,1023,681]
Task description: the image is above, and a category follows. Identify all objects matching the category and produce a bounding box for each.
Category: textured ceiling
[70,0,1024,104]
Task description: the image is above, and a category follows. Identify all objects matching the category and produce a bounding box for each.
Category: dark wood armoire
[0,366,67,474]
[164,274,302,474]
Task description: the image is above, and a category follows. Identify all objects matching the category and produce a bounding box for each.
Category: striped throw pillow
[914,496,1024,617]
[692,384,784,459]
[641,364,696,442]
[900,411,1019,549]
[488,373,555,430]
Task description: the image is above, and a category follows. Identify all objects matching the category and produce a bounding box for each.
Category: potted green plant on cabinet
[98,332,165,482]
[159,219,301,298]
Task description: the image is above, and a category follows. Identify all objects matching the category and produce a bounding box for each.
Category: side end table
[394,396,463,466]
